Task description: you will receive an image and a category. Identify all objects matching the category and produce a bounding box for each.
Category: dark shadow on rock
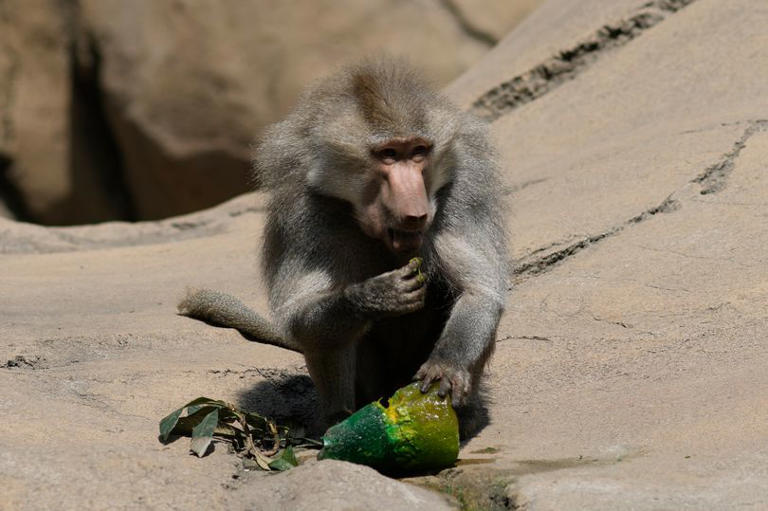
[158,434,184,446]
[235,365,491,442]
[65,31,136,225]
[235,366,319,436]
[457,388,491,444]
[0,153,29,220]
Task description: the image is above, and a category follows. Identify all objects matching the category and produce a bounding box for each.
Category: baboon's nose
[401,214,428,231]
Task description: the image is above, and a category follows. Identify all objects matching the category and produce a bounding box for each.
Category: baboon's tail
[178,288,303,354]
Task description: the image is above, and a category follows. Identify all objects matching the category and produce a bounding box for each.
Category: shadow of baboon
[234,363,490,442]
[235,366,319,436]
[456,385,492,444]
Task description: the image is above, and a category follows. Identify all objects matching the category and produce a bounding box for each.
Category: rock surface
[0,0,539,225]
[0,0,129,225]
[3,0,768,509]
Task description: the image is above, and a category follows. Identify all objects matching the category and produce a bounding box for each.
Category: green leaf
[172,406,219,436]
[187,398,231,415]
[243,412,271,430]
[186,404,206,415]
[159,396,306,470]
[159,407,185,442]
[214,407,240,422]
[159,397,220,441]
[190,408,219,457]
[268,447,298,471]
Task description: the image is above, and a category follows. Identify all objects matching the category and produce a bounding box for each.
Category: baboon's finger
[438,378,451,398]
[399,257,422,279]
[419,372,437,393]
[402,274,426,291]
[403,288,426,304]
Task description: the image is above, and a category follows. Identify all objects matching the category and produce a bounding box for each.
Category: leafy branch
[159,397,300,471]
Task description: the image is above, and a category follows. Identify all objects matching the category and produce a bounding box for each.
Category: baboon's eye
[379,148,398,164]
[411,145,430,162]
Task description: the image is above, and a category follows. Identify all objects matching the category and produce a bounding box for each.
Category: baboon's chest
[355,282,453,404]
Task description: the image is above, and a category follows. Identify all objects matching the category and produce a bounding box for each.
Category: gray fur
[179,58,508,436]
[178,288,301,352]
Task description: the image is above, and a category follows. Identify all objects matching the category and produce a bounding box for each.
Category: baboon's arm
[416,229,507,406]
[276,259,426,350]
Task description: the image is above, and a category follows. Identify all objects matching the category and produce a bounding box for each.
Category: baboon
[179,58,508,435]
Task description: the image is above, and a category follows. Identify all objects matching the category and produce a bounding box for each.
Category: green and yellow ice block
[317,382,459,474]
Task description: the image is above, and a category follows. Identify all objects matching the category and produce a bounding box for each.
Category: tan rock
[0,0,542,224]
[446,0,644,108]
[0,0,71,224]
[449,0,768,507]
[0,0,129,225]
[0,0,69,217]
[80,0,543,220]
[453,0,544,41]
[237,460,453,510]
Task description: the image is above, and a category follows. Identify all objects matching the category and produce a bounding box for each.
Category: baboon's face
[357,136,435,257]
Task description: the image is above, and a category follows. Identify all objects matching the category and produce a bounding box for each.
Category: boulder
[0,0,71,223]
[448,0,768,507]
[78,0,542,220]
[0,0,139,225]
[0,0,542,225]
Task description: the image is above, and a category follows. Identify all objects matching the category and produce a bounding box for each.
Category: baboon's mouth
[388,228,424,254]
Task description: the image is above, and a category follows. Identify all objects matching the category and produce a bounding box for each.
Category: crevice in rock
[438,0,498,48]
[2,355,45,370]
[692,119,768,195]
[69,29,137,222]
[593,315,633,329]
[0,153,29,219]
[511,194,679,283]
[471,0,698,121]
[498,335,552,343]
[510,119,765,283]
[0,33,28,220]
[503,177,549,196]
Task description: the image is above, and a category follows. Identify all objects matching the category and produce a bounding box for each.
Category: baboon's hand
[345,258,426,317]
[415,358,471,407]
